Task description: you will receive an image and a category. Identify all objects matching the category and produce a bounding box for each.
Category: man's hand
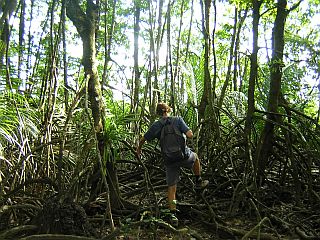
[136,136,145,158]
[185,130,193,139]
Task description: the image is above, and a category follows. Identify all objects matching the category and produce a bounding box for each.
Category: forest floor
[81,173,319,240]
[1,162,319,240]
[76,185,319,240]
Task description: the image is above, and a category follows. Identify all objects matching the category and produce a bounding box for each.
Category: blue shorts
[165,152,197,186]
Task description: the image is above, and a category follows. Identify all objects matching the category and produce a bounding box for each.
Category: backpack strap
[159,117,166,126]
[160,116,173,126]
[161,116,177,126]
[154,117,170,151]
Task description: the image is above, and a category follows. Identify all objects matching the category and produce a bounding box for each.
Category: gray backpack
[160,117,186,161]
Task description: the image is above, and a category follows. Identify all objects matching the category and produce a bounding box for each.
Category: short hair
[156,102,171,116]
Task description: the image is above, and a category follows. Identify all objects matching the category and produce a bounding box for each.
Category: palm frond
[0,91,40,155]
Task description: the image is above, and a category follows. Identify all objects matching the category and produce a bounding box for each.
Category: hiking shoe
[168,213,179,227]
[194,179,209,190]
[162,210,179,227]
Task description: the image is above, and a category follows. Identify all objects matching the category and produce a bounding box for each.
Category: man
[136,102,208,226]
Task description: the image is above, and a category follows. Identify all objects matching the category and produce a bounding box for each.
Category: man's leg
[166,184,179,226]
[168,184,177,211]
[165,166,179,227]
[192,153,209,189]
[193,156,201,176]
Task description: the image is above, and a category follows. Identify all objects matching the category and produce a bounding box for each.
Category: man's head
[156,102,172,116]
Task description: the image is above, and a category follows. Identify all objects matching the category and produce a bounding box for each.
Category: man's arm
[178,116,193,139]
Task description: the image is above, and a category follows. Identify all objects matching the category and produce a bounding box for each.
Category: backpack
[160,117,186,161]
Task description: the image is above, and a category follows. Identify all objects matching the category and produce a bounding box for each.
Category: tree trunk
[102,0,116,86]
[211,0,217,96]
[218,6,237,108]
[132,0,141,113]
[25,0,35,94]
[18,0,26,80]
[0,0,17,86]
[198,0,211,121]
[174,0,185,105]
[233,8,248,92]
[66,0,121,212]
[61,0,69,112]
[167,1,174,111]
[255,0,288,183]
[243,0,261,184]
